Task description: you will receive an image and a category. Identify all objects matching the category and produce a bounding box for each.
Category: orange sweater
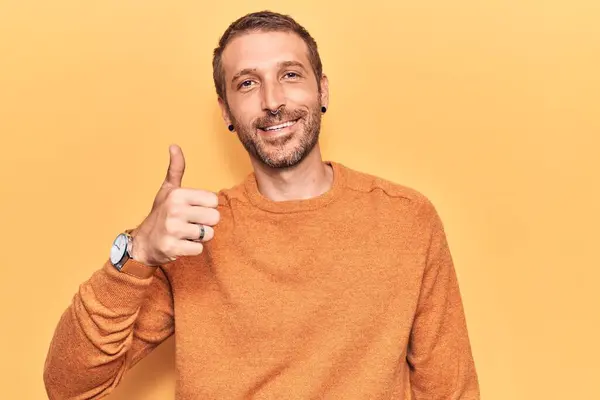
[44,161,480,399]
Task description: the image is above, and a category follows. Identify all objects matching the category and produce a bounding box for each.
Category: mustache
[254,108,307,129]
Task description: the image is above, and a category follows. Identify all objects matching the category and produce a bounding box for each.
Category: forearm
[43,260,164,399]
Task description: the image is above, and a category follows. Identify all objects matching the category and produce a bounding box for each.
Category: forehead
[221,31,311,77]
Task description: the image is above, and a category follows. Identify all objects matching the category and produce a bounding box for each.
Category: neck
[250,145,333,202]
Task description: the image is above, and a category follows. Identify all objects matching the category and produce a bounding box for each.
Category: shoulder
[336,161,445,235]
[338,162,448,239]
[337,162,448,252]
[338,162,436,210]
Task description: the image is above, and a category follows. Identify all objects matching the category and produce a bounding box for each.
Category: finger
[183,206,220,226]
[174,239,204,257]
[164,144,185,187]
[187,224,215,242]
[171,222,214,242]
[177,188,219,208]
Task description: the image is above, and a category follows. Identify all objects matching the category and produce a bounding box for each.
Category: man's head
[212,11,329,169]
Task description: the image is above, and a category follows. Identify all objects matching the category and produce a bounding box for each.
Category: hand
[129,144,220,266]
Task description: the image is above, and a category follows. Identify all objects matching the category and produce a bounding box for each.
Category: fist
[130,144,220,266]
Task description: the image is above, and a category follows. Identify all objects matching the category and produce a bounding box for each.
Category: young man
[44,10,480,400]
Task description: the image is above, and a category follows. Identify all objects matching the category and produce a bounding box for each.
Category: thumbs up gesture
[129,145,220,266]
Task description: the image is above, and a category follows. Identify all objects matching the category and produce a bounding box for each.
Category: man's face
[219,31,328,169]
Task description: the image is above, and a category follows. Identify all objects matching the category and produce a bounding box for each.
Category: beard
[229,101,322,169]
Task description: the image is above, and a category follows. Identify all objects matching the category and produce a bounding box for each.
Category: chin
[258,153,303,169]
[255,146,302,169]
[259,141,317,169]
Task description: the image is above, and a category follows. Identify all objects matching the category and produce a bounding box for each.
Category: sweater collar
[243,161,346,213]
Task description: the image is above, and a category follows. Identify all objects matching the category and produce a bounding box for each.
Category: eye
[239,80,255,89]
[284,72,300,79]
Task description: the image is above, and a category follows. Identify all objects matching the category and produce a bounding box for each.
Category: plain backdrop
[1,0,598,399]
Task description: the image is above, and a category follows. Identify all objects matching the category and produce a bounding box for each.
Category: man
[44,10,480,400]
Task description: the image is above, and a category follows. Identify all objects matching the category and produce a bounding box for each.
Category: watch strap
[114,229,158,279]
[118,258,158,279]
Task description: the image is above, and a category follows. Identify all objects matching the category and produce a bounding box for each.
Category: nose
[261,79,286,115]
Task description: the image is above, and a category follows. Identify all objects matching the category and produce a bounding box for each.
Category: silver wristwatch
[109,231,134,271]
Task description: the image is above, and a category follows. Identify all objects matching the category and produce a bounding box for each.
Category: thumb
[164,144,185,187]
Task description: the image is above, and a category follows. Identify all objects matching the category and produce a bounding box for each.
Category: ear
[217,97,231,126]
[319,74,329,109]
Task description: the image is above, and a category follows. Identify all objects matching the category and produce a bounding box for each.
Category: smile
[260,119,299,132]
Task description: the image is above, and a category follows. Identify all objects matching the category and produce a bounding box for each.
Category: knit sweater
[43,161,480,399]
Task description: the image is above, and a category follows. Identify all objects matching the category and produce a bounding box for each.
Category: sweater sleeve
[407,204,481,399]
[43,259,175,399]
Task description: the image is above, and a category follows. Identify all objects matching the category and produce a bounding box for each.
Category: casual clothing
[44,161,480,399]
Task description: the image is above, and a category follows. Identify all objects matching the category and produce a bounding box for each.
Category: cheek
[229,97,260,124]
[284,85,316,104]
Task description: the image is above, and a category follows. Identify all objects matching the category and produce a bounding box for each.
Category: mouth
[258,118,300,133]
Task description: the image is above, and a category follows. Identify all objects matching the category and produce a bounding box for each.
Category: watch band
[118,258,158,279]
[115,229,158,279]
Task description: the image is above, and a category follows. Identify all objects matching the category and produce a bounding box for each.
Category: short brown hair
[212,10,323,103]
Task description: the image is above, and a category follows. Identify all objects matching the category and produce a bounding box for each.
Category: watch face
[110,234,128,265]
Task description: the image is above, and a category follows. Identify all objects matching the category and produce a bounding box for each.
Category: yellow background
[1,0,598,399]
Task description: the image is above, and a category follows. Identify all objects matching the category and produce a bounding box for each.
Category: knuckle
[166,188,182,206]
[164,218,180,236]
[157,237,170,254]
[163,238,177,256]
[168,205,182,218]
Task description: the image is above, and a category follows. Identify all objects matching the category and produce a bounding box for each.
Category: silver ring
[198,224,205,241]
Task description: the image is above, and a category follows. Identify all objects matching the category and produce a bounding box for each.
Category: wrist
[128,229,159,267]
[110,229,158,279]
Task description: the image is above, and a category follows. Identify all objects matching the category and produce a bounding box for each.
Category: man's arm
[407,203,480,399]
[43,259,174,400]
[43,144,218,398]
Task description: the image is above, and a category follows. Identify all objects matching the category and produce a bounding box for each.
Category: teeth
[264,120,295,131]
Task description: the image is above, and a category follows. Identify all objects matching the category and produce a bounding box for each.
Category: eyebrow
[230,61,308,86]
[278,60,307,72]
[231,68,257,85]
